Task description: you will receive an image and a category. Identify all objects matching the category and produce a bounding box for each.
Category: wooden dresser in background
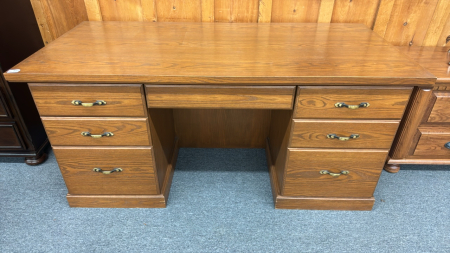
[0,0,49,164]
[386,47,450,172]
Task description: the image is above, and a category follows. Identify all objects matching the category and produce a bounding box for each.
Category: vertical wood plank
[98,0,143,21]
[155,0,202,22]
[84,0,102,21]
[271,0,321,23]
[201,0,214,22]
[422,0,450,46]
[436,15,450,46]
[258,0,273,23]
[142,0,158,22]
[29,0,55,45]
[317,0,335,23]
[383,0,439,46]
[215,0,260,22]
[331,0,381,29]
[373,0,395,38]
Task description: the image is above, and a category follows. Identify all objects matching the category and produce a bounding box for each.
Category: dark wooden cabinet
[0,0,49,164]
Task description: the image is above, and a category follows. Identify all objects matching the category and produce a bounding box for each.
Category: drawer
[146,85,295,109]
[42,117,151,146]
[290,120,399,149]
[29,84,147,117]
[0,96,8,117]
[428,91,450,122]
[53,147,159,195]
[0,123,24,149]
[414,127,450,156]
[294,87,411,119]
[283,149,388,198]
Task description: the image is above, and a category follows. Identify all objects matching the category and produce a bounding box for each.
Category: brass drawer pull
[320,170,349,177]
[445,142,450,149]
[81,131,114,138]
[93,168,123,175]
[327,133,359,141]
[335,102,370,109]
[72,100,106,107]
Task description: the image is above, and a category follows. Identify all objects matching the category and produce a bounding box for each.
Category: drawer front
[53,147,158,195]
[42,117,151,146]
[294,87,411,119]
[0,123,24,149]
[414,127,450,157]
[0,96,8,117]
[29,84,146,117]
[283,149,388,198]
[428,91,450,122]
[290,120,399,149]
[146,85,295,109]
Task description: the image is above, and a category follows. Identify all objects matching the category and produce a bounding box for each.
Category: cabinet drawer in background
[29,84,146,117]
[42,117,151,146]
[53,147,159,195]
[0,96,8,117]
[146,85,295,109]
[0,123,24,149]
[414,127,450,157]
[294,87,411,119]
[290,120,399,149]
[283,149,388,198]
[428,91,450,122]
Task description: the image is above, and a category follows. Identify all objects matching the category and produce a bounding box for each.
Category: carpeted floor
[1,148,449,252]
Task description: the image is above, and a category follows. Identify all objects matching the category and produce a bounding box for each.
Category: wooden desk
[4,22,435,210]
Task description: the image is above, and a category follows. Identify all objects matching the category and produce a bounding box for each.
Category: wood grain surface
[290,119,400,149]
[413,126,450,157]
[428,91,450,122]
[29,83,147,117]
[274,195,375,211]
[173,109,271,148]
[283,148,388,198]
[4,22,435,85]
[67,194,166,208]
[42,117,151,146]
[53,147,159,195]
[294,87,412,119]
[146,85,295,109]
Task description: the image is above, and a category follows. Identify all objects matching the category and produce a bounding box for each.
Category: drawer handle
[320,170,349,177]
[93,168,123,175]
[335,102,370,109]
[72,100,106,107]
[445,142,450,149]
[327,133,359,141]
[81,131,114,138]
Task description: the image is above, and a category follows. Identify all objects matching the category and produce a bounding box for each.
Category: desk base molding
[67,194,167,208]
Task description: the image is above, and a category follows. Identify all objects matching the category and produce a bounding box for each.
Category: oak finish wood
[42,117,151,146]
[174,109,271,148]
[29,83,147,117]
[4,22,435,85]
[427,91,450,122]
[67,194,166,208]
[53,147,159,195]
[283,149,388,198]
[294,87,413,119]
[414,127,450,157]
[146,85,295,109]
[290,120,400,149]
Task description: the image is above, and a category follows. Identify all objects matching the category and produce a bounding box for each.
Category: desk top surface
[4,22,434,86]
[397,46,450,86]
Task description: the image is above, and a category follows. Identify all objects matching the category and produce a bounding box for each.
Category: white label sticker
[6,69,20,73]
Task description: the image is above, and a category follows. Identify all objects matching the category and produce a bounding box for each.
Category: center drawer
[42,117,151,146]
[283,149,388,198]
[53,147,159,195]
[290,119,399,149]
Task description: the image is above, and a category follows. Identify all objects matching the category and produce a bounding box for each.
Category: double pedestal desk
[5,22,435,210]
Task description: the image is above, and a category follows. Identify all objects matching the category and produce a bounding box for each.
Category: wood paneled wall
[31,0,450,46]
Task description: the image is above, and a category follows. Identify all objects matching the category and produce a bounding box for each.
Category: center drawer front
[428,91,450,122]
[53,147,158,195]
[42,117,151,146]
[283,149,388,198]
[29,84,146,117]
[294,87,411,119]
[146,85,295,109]
[414,127,450,157]
[290,120,399,149]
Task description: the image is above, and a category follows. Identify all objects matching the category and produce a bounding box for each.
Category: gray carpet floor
[1,148,449,252]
